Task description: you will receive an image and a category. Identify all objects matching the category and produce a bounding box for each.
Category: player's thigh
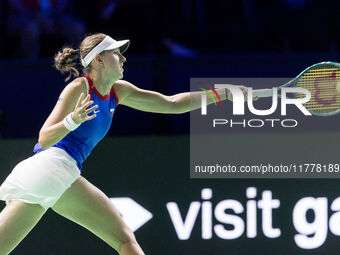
[0,200,46,254]
[51,176,134,250]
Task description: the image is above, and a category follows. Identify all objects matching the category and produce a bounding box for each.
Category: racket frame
[252,61,340,116]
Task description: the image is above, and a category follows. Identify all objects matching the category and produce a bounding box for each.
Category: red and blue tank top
[33,76,118,171]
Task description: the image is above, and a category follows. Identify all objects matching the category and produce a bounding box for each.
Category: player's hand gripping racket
[252,62,340,116]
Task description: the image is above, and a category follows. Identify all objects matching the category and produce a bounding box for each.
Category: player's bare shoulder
[113,80,135,103]
[114,79,133,90]
[59,77,87,100]
[65,77,87,94]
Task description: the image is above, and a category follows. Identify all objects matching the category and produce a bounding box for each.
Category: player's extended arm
[114,80,244,114]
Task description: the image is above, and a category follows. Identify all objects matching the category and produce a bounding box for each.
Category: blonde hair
[54,33,107,81]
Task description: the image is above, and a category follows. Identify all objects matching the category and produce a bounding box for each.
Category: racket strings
[297,64,340,114]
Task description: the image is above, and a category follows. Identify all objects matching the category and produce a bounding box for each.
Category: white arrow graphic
[110,197,153,232]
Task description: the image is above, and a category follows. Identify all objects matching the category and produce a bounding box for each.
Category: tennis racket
[252,61,340,116]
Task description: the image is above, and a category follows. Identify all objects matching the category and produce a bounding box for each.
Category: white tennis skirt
[0,147,81,210]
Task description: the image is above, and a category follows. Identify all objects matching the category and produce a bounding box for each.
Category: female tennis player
[0,33,247,254]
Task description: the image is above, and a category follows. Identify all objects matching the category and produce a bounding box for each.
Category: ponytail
[54,47,80,82]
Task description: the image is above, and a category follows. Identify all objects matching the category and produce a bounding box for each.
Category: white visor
[81,36,130,68]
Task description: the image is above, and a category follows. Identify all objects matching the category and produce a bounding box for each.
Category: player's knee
[115,226,137,252]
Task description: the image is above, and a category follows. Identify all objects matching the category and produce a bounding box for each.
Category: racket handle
[252,89,274,98]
